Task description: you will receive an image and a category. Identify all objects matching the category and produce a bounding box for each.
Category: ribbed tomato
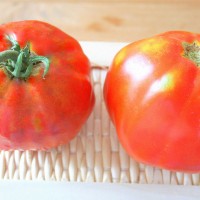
[0,20,94,150]
[104,31,200,172]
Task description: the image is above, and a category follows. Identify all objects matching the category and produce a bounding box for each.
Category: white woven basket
[0,42,199,185]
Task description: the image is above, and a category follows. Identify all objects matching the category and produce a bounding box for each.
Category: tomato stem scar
[183,41,200,66]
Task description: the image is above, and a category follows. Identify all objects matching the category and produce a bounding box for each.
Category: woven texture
[0,67,200,185]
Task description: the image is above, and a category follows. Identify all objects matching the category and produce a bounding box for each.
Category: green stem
[21,63,34,78]
[0,50,19,62]
[0,35,50,80]
[12,52,24,78]
[30,56,50,78]
[6,35,21,52]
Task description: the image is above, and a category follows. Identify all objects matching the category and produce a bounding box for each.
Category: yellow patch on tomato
[114,48,128,67]
[140,38,168,54]
[152,73,175,92]
[145,70,178,100]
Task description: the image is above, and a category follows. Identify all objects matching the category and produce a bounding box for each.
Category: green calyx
[0,35,50,80]
[183,41,200,66]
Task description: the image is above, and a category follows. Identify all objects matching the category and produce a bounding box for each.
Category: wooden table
[0,0,200,43]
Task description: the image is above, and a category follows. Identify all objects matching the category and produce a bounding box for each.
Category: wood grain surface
[0,0,200,43]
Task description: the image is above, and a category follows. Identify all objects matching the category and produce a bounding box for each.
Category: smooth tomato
[104,31,200,172]
[0,20,94,150]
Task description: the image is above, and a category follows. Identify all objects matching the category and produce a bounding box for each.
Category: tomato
[0,20,94,150]
[104,31,200,172]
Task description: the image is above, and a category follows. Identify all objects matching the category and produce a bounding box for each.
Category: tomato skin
[0,20,95,150]
[104,31,200,172]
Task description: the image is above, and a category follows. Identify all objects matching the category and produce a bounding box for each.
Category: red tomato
[104,31,200,172]
[0,20,95,150]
